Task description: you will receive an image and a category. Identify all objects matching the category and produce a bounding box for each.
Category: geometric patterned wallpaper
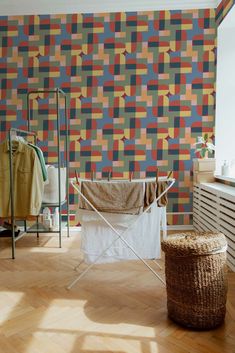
[216,0,235,25]
[0,9,217,225]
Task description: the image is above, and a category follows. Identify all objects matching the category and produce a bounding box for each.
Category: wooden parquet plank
[0,232,234,353]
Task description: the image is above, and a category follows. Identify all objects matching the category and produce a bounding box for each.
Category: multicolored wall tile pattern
[0,9,217,225]
[216,0,235,25]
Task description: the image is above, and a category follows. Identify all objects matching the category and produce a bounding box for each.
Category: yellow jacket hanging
[0,140,44,219]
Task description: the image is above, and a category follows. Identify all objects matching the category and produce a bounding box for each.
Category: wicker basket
[162,232,228,330]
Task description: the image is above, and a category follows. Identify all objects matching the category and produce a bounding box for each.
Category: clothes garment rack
[26,88,70,248]
[67,175,175,289]
[8,128,37,259]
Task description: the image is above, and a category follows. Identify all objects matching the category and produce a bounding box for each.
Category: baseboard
[167,225,194,231]
[11,224,193,233]
[68,225,194,231]
[15,225,82,232]
[68,226,82,232]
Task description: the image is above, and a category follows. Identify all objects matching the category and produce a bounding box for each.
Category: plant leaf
[198,136,205,143]
[200,148,207,158]
[206,142,215,151]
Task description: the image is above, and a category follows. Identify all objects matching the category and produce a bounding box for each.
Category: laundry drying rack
[67,170,175,289]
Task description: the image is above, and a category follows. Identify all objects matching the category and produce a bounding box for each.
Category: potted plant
[193,134,216,182]
[194,133,215,159]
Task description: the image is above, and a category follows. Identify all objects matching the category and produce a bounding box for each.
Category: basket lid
[161,232,227,257]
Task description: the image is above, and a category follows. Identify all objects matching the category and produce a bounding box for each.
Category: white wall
[0,0,219,16]
[215,6,235,177]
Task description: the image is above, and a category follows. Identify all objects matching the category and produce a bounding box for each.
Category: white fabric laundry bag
[42,165,66,204]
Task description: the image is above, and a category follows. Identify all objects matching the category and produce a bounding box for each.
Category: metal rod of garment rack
[67,177,175,289]
[8,128,37,259]
[27,88,70,248]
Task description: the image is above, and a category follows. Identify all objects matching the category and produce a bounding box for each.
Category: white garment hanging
[79,202,162,264]
[42,165,66,203]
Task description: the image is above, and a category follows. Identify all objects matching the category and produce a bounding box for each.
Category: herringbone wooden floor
[0,231,234,353]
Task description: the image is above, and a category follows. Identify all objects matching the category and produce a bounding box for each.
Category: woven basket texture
[162,232,228,330]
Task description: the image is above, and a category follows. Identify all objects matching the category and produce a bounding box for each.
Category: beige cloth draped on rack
[79,179,168,213]
[144,181,168,208]
[79,181,144,215]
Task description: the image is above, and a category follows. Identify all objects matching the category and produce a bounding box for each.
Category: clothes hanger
[91,170,94,181]
[10,130,26,143]
[9,131,20,152]
[129,172,133,182]
[108,170,111,182]
[155,168,159,183]
[75,170,80,185]
[167,170,173,179]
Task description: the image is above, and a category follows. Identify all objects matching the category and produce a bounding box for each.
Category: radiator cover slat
[193,182,235,272]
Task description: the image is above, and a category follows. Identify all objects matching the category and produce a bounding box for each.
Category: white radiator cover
[193,182,235,272]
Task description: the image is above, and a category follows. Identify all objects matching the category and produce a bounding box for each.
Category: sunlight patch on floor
[0,291,25,325]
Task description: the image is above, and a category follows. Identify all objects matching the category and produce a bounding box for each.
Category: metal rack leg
[56,88,62,249]
[58,207,62,248]
[36,216,39,238]
[9,130,15,259]
[11,222,15,260]
[64,93,70,238]
[74,259,85,272]
[152,259,163,270]
[67,208,70,238]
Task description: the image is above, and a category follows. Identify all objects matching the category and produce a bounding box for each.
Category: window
[215,6,235,179]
